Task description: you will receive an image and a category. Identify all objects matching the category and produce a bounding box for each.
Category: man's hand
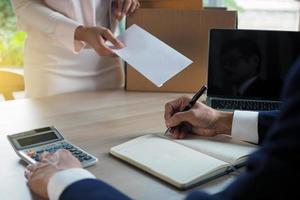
[25,149,81,199]
[164,96,234,139]
[113,0,140,20]
[75,26,124,56]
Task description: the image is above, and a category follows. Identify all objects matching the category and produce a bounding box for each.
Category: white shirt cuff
[47,168,95,200]
[231,110,259,144]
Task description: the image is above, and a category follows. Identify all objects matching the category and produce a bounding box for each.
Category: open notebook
[110,134,257,189]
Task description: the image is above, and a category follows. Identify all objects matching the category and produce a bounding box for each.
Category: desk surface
[0,90,236,200]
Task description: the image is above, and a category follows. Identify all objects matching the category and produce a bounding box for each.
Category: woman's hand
[113,0,140,20]
[164,96,234,139]
[75,26,124,56]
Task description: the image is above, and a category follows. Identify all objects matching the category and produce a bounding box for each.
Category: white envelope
[112,24,193,87]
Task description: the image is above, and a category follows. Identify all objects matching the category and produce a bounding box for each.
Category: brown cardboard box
[139,0,202,10]
[125,8,237,92]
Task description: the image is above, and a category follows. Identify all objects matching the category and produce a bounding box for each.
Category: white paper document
[112,24,193,87]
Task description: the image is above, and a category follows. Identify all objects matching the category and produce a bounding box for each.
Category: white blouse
[11,0,124,98]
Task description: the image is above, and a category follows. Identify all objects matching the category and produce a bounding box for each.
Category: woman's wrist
[74,26,86,41]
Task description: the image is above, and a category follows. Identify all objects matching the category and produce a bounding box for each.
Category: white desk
[0,90,236,200]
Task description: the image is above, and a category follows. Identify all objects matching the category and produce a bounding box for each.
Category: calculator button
[78,153,87,158]
[48,149,56,153]
[31,155,39,161]
[36,150,44,154]
[66,144,73,148]
[74,150,82,155]
[69,148,76,152]
[84,156,92,160]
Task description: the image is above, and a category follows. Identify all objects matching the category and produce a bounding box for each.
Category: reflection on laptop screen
[208,29,300,101]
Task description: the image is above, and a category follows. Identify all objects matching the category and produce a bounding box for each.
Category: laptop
[206,29,300,111]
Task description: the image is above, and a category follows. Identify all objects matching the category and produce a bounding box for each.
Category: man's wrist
[215,111,233,136]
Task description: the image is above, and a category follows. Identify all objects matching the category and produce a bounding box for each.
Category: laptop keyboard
[211,99,281,111]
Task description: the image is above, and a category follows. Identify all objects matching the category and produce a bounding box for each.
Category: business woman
[11,0,140,98]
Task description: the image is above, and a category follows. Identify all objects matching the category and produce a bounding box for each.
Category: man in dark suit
[25,58,300,199]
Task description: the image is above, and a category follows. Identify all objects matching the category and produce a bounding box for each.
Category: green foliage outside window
[203,0,242,11]
[223,0,243,11]
[0,30,26,67]
[0,0,26,68]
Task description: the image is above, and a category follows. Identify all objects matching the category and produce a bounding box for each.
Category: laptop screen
[208,29,300,101]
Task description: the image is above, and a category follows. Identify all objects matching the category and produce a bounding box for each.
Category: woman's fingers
[129,0,140,14]
[101,29,124,48]
[94,37,116,56]
[115,0,123,20]
[76,26,124,57]
[93,28,124,56]
[122,0,132,16]
[115,0,140,19]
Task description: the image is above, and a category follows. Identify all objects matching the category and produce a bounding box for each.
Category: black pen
[164,85,208,136]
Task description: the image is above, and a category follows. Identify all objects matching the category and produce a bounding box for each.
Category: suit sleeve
[59,179,131,200]
[10,0,84,52]
[257,110,280,143]
[186,58,300,200]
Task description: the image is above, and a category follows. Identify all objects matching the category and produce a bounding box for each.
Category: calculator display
[17,132,58,147]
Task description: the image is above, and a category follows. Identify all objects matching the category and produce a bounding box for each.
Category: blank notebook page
[176,135,257,164]
[110,134,228,186]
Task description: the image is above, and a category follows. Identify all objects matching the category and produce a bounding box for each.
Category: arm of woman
[11,0,83,52]
[11,0,125,55]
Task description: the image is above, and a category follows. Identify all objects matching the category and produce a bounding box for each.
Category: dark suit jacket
[59,59,300,200]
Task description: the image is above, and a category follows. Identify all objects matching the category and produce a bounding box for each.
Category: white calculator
[7,126,98,168]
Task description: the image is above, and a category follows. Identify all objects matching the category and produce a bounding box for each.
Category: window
[0,0,25,101]
[0,0,25,68]
[204,0,300,31]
